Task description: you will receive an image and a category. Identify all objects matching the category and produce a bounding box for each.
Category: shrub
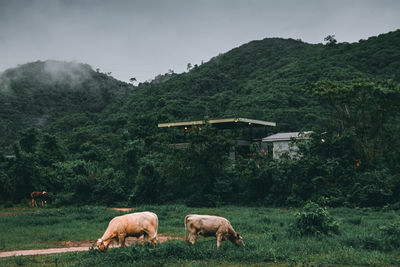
[291,201,339,236]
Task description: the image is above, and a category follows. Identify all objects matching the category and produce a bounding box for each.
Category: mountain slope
[0,30,399,206]
[1,30,399,150]
[0,60,133,150]
[112,29,400,136]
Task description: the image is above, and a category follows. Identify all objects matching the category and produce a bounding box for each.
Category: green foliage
[0,60,133,152]
[1,31,400,207]
[350,170,399,207]
[131,153,165,204]
[310,79,400,167]
[37,133,66,166]
[292,202,339,236]
[179,126,233,207]
[324,35,337,46]
[19,128,39,153]
[379,221,400,249]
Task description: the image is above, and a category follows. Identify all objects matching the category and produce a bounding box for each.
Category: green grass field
[0,205,400,266]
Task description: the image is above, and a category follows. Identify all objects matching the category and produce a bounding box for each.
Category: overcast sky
[0,0,399,82]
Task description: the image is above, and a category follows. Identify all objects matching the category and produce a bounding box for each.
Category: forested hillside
[0,30,399,207]
[118,30,400,133]
[0,60,133,150]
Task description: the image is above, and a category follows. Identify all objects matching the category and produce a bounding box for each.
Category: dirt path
[0,235,181,258]
[109,208,134,212]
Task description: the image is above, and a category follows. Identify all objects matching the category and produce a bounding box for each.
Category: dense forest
[0,60,133,149]
[0,30,399,207]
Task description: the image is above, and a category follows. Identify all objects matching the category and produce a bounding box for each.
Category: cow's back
[123,212,158,234]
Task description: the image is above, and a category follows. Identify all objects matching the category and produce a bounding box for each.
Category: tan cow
[184,214,244,248]
[96,211,158,252]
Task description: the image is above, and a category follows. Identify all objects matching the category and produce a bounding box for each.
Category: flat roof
[262,131,312,142]
[158,118,276,129]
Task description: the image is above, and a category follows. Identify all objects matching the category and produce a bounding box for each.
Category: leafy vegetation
[0,60,133,150]
[0,30,399,208]
[292,202,339,236]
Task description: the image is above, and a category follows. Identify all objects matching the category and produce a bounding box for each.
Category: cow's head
[233,233,244,246]
[96,238,107,252]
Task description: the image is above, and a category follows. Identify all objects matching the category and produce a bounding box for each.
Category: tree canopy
[0,30,399,207]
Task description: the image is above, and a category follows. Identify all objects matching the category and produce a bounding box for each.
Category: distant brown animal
[96,211,158,252]
[184,214,244,248]
[30,191,49,207]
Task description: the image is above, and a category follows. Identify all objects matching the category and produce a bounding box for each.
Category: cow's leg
[139,233,147,246]
[188,229,198,245]
[146,230,158,248]
[216,234,222,248]
[150,237,158,248]
[118,233,126,248]
[33,198,38,207]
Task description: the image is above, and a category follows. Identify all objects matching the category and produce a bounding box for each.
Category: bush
[291,201,339,236]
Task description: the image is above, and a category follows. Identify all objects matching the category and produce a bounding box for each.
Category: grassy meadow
[0,204,400,266]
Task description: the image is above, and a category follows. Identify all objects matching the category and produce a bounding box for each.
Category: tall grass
[1,205,400,266]
[0,206,117,250]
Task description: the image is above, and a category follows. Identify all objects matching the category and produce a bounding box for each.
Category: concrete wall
[272,141,299,160]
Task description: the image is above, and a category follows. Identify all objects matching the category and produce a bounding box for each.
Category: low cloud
[0,60,93,94]
[43,60,92,87]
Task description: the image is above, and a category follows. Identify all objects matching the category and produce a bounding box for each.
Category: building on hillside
[158,117,276,159]
[158,117,276,129]
[262,131,312,160]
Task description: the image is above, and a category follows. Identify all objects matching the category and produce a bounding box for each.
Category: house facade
[262,131,311,160]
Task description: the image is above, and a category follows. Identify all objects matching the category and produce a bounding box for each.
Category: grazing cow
[30,191,49,207]
[184,214,244,248]
[96,211,158,252]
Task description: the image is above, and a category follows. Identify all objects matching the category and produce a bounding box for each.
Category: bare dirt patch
[0,207,30,217]
[0,234,182,258]
[0,212,20,217]
[60,234,180,248]
[109,208,134,212]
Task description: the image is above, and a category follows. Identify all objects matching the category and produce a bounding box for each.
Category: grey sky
[0,0,399,82]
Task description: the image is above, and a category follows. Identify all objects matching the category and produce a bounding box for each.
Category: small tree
[292,201,339,236]
[324,35,337,46]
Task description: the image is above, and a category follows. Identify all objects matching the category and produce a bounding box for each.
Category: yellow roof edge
[158,117,276,128]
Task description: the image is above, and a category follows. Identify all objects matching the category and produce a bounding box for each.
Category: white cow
[96,211,158,252]
[184,214,244,248]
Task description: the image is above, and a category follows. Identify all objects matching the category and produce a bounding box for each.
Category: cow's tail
[149,214,159,248]
[184,215,189,245]
[155,214,159,240]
